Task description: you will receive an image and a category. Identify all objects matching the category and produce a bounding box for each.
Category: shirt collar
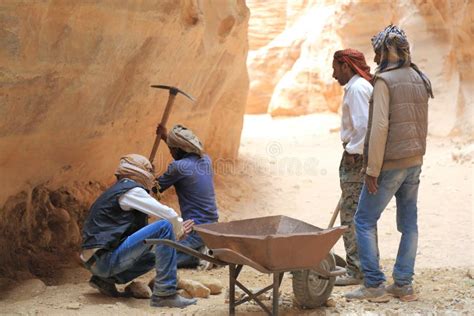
[344,74,361,92]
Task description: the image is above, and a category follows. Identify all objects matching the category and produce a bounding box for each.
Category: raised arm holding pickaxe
[154,123,219,269]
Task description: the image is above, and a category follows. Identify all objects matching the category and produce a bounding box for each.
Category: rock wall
[0,0,250,205]
[246,0,473,136]
[0,0,249,276]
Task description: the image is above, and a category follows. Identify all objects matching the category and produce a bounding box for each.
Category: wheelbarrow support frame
[144,239,284,315]
[144,238,344,316]
[228,264,284,316]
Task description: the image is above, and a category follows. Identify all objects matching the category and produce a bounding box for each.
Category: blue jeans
[177,231,205,268]
[90,220,177,296]
[355,165,421,287]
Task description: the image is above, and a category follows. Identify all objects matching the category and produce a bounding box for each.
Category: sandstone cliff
[0,1,249,205]
[246,0,473,136]
[0,0,249,276]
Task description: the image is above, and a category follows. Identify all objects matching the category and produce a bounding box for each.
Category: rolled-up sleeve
[119,187,184,238]
[366,80,389,177]
[158,161,185,192]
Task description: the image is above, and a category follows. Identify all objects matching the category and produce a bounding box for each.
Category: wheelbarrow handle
[144,239,227,266]
[210,248,272,274]
[311,265,346,279]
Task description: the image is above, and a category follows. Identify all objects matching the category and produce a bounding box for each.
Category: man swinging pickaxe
[149,85,196,163]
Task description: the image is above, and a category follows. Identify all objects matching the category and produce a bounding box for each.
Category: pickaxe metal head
[150,85,196,102]
[147,84,196,163]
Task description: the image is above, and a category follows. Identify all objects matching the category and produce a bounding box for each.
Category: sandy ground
[1,114,473,315]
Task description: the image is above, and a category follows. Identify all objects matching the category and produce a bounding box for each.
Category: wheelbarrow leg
[230,264,245,315]
[229,264,236,316]
[272,272,284,316]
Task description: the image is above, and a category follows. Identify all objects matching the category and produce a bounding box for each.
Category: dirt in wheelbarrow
[1,114,473,315]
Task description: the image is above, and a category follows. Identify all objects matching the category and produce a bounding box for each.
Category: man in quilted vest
[81,154,197,308]
[345,25,434,302]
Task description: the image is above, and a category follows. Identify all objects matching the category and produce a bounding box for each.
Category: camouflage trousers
[339,151,364,278]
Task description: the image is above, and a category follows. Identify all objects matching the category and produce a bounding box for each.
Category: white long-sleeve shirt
[119,187,184,238]
[340,74,373,154]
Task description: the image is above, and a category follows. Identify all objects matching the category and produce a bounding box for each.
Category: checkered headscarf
[371,24,433,98]
[371,25,408,53]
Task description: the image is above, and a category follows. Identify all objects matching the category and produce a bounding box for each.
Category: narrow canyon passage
[1,114,472,314]
[1,0,472,313]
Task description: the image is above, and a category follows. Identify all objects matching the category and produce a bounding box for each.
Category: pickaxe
[149,85,196,163]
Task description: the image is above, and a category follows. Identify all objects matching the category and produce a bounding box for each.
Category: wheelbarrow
[145,215,347,316]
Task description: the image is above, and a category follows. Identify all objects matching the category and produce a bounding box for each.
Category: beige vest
[365,66,429,167]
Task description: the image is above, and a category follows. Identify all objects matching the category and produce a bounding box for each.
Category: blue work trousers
[90,220,177,296]
[177,231,205,268]
[355,165,421,287]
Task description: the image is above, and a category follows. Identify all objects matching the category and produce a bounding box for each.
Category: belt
[83,249,107,270]
[344,151,362,158]
[342,143,362,157]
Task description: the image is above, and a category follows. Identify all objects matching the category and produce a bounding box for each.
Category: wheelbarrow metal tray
[194,215,346,272]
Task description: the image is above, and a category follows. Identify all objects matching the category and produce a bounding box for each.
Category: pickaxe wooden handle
[328,197,348,267]
[149,85,195,163]
[328,197,342,228]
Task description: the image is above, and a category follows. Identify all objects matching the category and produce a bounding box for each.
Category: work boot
[150,294,197,308]
[386,283,418,302]
[198,260,215,271]
[89,275,119,297]
[335,273,363,286]
[344,284,390,302]
[198,246,220,271]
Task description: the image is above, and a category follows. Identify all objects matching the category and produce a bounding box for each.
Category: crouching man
[81,154,196,308]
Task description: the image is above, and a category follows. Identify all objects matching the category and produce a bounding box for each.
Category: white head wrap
[166,125,203,156]
[114,154,156,191]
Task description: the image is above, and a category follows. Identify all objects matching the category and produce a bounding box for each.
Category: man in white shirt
[81,154,197,308]
[332,49,373,286]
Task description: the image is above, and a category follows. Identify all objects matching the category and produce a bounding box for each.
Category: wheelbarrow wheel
[292,253,336,309]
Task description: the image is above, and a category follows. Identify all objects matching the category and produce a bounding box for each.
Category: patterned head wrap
[166,124,203,157]
[371,24,408,53]
[371,24,434,98]
[333,49,373,82]
[114,154,156,191]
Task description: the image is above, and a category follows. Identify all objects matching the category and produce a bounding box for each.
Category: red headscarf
[334,49,373,83]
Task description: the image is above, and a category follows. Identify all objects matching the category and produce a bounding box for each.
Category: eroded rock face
[0,1,249,276]
[246,0,473,136]
[246,0,342,115]
[0,1,250,206]
[0,183,103,277]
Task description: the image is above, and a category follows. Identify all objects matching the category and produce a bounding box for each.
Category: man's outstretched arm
[119,187,187,238]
